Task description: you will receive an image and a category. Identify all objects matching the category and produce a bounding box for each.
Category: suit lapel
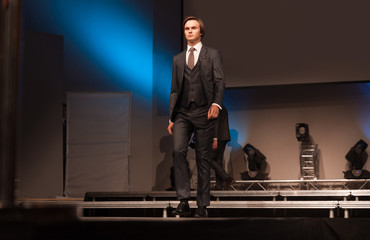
[198,46,208,86]
[198,46,207,65]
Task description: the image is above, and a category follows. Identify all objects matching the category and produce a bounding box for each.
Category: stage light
[243,143,266,171]
[241,143,268,180]
[344,139,369,179]
[296,123,309,142]
[346,139,368,168]
[345,139,368,169]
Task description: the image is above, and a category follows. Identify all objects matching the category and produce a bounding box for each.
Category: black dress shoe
[172,201,191,217]
[194,206,208,217]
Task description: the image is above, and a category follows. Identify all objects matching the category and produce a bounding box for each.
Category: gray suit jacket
[169,46,226,121]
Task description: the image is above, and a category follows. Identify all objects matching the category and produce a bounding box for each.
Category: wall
[183,0,370,88]
[18,0,160,197]
[223,82,370,180]
[152,81,370,190]
[17,31,64,198]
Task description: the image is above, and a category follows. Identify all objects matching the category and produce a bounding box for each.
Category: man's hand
[212,139,218,150]
[207,105,219,120]
[167,121,174,135]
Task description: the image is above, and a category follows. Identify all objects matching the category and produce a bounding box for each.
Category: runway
[17,179,370,219]
[4,179,370,239]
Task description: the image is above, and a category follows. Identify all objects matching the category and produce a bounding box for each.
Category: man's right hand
[167,121,174,135]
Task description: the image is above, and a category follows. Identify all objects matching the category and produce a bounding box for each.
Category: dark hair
[183,16,205,37]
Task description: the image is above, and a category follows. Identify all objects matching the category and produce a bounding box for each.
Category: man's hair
[183,16,205,37]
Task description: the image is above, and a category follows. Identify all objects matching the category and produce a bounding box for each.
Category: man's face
[184,20,202,45]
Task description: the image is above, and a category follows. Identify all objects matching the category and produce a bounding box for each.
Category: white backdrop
[65,92,131,197]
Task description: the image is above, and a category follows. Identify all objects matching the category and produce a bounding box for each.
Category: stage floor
[4,179,370,239]
[16,179,370,219]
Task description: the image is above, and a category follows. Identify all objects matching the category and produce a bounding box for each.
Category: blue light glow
[223,93,250,145]
[231,125,249,147]
[24,0,153,97]
[358,82,370,139]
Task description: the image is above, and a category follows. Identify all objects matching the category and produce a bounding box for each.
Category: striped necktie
[188,47,195,69]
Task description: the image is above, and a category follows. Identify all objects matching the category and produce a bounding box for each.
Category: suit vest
[178,61,208,109]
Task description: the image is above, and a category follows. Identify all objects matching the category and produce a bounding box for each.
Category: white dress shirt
[186,42,202,67]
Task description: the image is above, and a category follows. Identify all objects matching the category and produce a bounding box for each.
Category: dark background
[184,0,370,87]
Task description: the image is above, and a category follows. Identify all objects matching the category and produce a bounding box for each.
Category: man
[210,104,234,190]
[167,16,225,217]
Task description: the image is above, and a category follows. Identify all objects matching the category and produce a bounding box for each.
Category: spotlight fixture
[345,139,368,170]
[243,143,266,171]
[344,139,369,179]
[241,143,268,180]
[296,123,309,142]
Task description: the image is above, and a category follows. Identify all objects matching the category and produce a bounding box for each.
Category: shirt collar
[187,42,202,52]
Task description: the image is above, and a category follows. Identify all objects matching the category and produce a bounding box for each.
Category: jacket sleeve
[169,56,179,121]
[211,49,225,105]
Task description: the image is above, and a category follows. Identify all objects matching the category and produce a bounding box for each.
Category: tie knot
[189,47,195,52]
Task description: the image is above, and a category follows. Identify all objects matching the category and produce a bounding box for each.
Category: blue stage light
[358,83,370,139]
[24,0,154,97]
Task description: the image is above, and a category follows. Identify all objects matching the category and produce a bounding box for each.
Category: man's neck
[188,40,201,47]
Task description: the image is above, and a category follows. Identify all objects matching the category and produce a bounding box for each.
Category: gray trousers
[172,113,214,206]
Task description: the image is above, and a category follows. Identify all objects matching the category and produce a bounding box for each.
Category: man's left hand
[207,105,219,120]
[212,139,218,150]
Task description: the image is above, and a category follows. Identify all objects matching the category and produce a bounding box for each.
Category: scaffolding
[299,144,318,180]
